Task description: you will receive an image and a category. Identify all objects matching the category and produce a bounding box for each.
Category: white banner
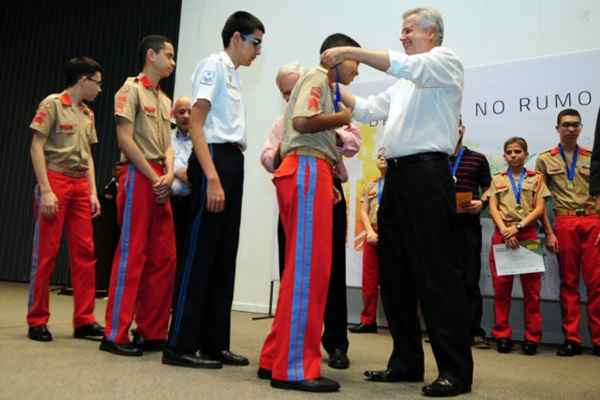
[341,49,600,300]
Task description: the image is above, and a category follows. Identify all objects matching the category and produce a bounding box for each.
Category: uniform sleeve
[535,155,550,186]
[115,83,138,123]
[487,176,499,197]
[536,175,552,199]
[30,98,56,136]
[590,105,600,195]
[360,181,375,204]
[386,47,464,89]
[191,59,222,106]
[478,154,492,189]
[292,73,329,119]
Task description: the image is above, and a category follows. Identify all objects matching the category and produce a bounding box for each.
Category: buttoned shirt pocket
[142,104,158,118]
[578,164,591,179]
[547,165,565,179]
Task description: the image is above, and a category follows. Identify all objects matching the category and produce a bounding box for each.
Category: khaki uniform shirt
[280,67,338,164]
[535,146,595,210]
[488,170,550,223]
[30,92,97,171]
[115,74,172,162]
[361,178,384,226]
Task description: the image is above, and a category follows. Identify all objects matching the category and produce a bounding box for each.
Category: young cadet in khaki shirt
[536,108,600,357]
[101,35,177,357]
[28,57,105,343]
[488,137,550,356]
[351,151,387,334]
[258,34,360,393]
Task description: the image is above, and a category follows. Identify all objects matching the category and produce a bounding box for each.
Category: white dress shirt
[171,128,192,196]
[352,46,464,158]
[191,51,247,150]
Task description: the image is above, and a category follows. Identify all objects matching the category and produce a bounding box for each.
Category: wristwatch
[516,223,523,231]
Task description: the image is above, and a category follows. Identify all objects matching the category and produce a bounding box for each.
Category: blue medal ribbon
[333,65,341,112]
[507,168,526,205]
[450,146,466,181]
[377,178,384,205]
[558,143,578,187]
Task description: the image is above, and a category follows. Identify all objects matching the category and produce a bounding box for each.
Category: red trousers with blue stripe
[360,240,379,325]
[488,225,542,343]
[104,162,176,344]
[554,215,600,346]
[27,171,97,328]
[259,155,334,381]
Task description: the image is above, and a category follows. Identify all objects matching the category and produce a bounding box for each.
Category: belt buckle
[575,208,585,216]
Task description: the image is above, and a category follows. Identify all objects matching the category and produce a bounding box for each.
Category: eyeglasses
[87,77,103,87]
[559,122,582,129]
[242,34,262,49]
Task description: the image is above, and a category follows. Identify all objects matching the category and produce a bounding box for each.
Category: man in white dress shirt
[322,7,473,397]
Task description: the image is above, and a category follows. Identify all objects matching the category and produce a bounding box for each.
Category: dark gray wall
[0,3,182,284]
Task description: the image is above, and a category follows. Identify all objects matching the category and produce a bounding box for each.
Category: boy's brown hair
[503,137,528,153]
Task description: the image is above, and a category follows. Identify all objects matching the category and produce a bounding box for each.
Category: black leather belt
[386,152,448,167]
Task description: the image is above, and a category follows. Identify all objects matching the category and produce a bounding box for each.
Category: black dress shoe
[364,368,423,382]
[422,377,470,397]
[131,329,165,352]
[556,340,582,356]
[349,323,378,333]
[218,350,249,366]
[521,341,538,355]
[593,346,600,356]
[496,338,513,353]
[271,377,340,392]
[471,335,490,349]
[28,325,53,342]
[162,347,222,369]
[73,323,104,340]
[99,339,143,356]
[257,368,272,380]
[328,349,350,369]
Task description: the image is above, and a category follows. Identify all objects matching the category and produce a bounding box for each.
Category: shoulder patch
[526,170,537,177]
[199,69,215,86]
[32,101,52,125]
[307,87,322,111]
[579,147,591,156]
[550,147,560,156]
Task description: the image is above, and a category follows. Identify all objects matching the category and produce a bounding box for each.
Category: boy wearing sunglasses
[165,11,265,369]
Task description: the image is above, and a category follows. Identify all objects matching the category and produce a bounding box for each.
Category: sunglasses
[87,77,103,87]
[242,34,262,49]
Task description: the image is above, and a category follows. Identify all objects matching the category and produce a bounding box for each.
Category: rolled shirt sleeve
[386,47,464,88]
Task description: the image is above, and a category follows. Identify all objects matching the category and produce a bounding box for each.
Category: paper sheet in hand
[492,240,546,276]
[456,192,473,214]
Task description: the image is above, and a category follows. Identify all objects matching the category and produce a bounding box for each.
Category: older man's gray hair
[276,62,305,83]
[403,7,444,46]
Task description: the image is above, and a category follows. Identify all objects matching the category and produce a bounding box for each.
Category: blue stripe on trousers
[168,145,212,347]
[28,186,42,311]
[287,156,317,381]
[107,164,136,342]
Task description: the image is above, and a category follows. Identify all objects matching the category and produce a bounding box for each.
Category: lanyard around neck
[507,168,526,205]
